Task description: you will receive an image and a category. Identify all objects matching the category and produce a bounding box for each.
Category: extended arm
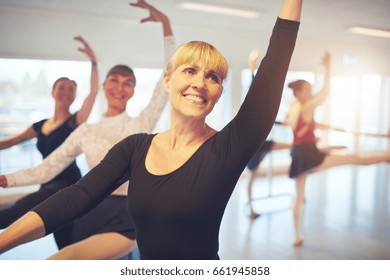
[0,125,36,150]
[1,126,84,188]
[73,36,99,125]
[220,0,301,162]
[129,0,175,131]
[306,52,331,109]
[0,136,132,254]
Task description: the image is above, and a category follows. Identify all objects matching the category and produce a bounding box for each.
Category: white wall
[1,6,389,115]
[2,7,389,70]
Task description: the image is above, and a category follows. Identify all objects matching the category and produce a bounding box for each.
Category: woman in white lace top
[0,0,175,260]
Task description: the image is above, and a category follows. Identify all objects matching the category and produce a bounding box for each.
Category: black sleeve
[217,18,299,164]
[32,137,133,235]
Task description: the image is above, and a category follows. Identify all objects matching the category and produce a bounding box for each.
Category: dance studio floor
[1,163,389,260]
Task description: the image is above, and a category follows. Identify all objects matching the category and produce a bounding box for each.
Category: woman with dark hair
[0,0,175,259]
[0,35,99,249]
[0,0,302,260]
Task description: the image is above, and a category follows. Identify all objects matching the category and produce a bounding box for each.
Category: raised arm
[0,126,84,188]
[248,48,261,77]
[73,36,99,125]
[306,52,331,109]
[279,0,303,21]
[129,0,176,131]
[220,0,301,161]
[130,0,172,37]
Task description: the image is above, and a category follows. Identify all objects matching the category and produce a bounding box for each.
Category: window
[241,69,390,169]
[0,58,233,176]
[0,58,91,174]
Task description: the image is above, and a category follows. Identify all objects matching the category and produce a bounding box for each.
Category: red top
[293,114,316,144]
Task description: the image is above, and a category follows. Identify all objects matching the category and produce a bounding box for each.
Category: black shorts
[71,195,136,242]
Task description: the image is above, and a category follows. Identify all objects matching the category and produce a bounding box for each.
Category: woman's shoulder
[121,133,155,146]
[32,118,48,132]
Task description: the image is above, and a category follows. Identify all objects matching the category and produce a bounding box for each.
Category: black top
[32,113,81,182]
[33,18,299,259]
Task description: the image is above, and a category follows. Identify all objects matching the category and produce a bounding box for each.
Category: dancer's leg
[271,142,291,151]
[247,168,260,219]
[314,151,390,172]
[293,173,307,246]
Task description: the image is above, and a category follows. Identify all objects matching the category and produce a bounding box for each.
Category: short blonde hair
[165,41,228,82]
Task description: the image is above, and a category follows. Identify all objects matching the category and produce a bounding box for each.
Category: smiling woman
[0,0,302,260]
[163,41,227,122]
[0,0,177,260]
[0,35,99,250]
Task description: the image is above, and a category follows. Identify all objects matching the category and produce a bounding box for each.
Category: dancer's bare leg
[314,151,390,172]
[293,173,307,247]
[272,142,291,150]
[247,168,260,219]
[247,142,291,220]
[47,232,136,260]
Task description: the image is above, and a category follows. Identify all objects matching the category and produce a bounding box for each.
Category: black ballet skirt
[288,142,327,178]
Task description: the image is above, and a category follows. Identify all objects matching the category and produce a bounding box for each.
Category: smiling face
[51,77,77,108]
[164,41,228,121]
[103,65,136,113]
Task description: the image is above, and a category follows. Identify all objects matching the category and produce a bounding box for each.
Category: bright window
[0,58,232,175]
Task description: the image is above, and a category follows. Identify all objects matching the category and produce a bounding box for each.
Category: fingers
[248,48,261,61]
[130,0,164,23]
[129,0,148,9]
[74,36,96,62]
[73,35,85,43]
[140,16,153,23]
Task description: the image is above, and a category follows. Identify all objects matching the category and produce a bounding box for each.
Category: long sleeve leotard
[33,18,299,259]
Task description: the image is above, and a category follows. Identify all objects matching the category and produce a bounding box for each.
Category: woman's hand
[321,51,331,68]
[0,175,8,188]
[130,0,168,23]
[248,48,261,72]
[74,36,97,64]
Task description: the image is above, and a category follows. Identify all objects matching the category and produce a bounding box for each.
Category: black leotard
[33,18,299,259]
[0,113,81,249]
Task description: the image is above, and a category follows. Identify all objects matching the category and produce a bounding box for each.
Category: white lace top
[5,36,175,196]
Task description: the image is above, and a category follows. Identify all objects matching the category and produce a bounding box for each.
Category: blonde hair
[165,41,228,82]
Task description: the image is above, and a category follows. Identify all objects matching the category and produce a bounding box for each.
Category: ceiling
[1,0,389,49]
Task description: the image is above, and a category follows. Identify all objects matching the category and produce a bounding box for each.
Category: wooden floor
[1,163,389,260]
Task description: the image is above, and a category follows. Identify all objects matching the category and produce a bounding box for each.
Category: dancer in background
[0,0,302,260]
[287,51,390,247]
[0,0,174,260]
[245,48,291,219]
[0,35,99,249]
